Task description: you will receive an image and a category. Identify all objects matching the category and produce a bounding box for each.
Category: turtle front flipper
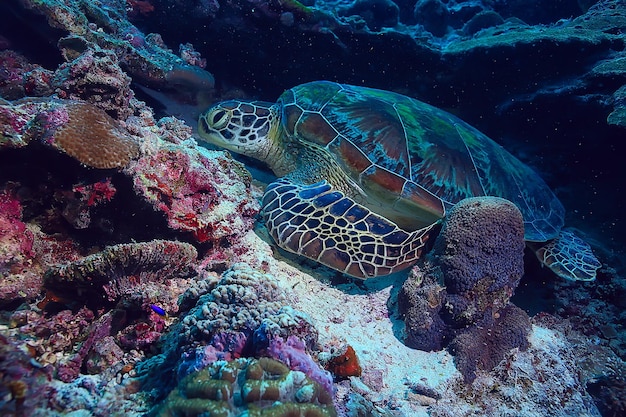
[531,229,601,281]
[261,177,437,279]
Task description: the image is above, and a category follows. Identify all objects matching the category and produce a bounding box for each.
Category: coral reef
[37,101,140,169]
[157,357,336,417]
[339,0,400,31]
[1,98,140,168]
[54,35,136,119]
[43,239,197,309]
[56,311,116,382]
[0,0,623,415]
[0,334,53,417]
[0,187,39,306]
[429,316,610,417]
[127,143,259,244]
[267,336,334,395]
[449,304,531,382]
[397,266,449,351]
[13,0,214,93]
[179,263,316,352]
[434,197,525,326]
[399,197,530,381]
[60,178,117,229]
[0,50,54,99]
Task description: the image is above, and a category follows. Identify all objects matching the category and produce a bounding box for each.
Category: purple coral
[0,334,52,417]
[399,197,531,381]
[267,336,334,396]
[57,312,114,382]
[449,304,531,382]
[434,197,525,326]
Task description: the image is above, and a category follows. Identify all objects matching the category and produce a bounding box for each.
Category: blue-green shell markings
[198,81,601,281]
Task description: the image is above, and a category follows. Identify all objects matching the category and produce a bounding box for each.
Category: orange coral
[51,102,139,169]
[324,345,362,379]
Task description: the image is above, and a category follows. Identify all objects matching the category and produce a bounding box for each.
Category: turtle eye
[210,109,230,130]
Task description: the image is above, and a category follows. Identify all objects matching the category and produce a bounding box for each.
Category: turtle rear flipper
[261,177,437,279]
[531,229,601,281]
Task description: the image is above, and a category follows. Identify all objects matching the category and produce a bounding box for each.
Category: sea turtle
[198,81,600,281]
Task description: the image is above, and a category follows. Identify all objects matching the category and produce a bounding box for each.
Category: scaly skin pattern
[198,81,601,281]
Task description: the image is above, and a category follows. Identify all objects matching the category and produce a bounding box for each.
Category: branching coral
[157,357,336,417]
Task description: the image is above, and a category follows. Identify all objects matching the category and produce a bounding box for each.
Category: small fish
[150,304,166,316]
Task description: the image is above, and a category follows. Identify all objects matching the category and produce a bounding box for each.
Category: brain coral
[38,101,139,169]
[157,357,336,417]
[181,263,314,347]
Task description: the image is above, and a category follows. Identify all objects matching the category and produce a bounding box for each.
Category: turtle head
[198,100,280,162]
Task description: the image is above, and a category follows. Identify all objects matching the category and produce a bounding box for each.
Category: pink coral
[268,336,334,395]
[0,50,53,99]
[0,188,39,305]
[128,144,259,243]
[60,178,117,229]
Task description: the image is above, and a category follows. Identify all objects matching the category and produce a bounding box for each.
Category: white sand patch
[240,228,460,416]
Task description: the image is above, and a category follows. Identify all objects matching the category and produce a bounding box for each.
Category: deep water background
[1,0,623,273]
[134,0,625,272]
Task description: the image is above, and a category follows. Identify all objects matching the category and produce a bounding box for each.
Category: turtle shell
[277,81,564,242]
